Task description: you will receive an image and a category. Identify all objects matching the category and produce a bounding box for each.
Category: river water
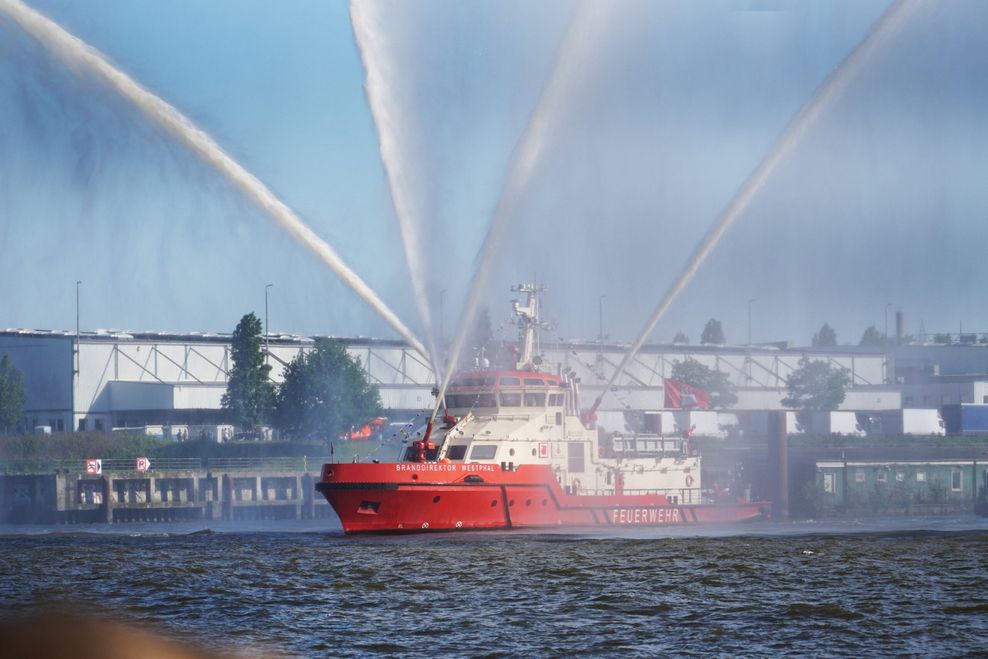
[1,517,987,657]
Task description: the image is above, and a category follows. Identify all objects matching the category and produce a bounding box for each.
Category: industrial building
[0,327,906,436]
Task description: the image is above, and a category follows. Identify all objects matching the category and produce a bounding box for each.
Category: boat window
[469,444,498,460]
[549,394,563,406]
[474,394,497,408]
[446,394,472,408]
[500,392,522,407]
[524,378,544,386]
[447,445,467,461]
[499,377,521,386]
[524,392,546,407]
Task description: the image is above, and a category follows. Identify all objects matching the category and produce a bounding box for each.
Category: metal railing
[0,456,334,475]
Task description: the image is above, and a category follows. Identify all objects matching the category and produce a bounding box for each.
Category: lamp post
[747,298,756,347]
[747,298,756,383]
[884,303,892,346]
[265,284,273,364]
[75,280,81,376]
[598,295,606,348]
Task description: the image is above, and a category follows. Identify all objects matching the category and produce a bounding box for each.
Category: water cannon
[412,420,436,462]
[588,395,603,417]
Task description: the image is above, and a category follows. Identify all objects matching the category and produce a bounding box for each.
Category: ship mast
[511,284,549,371]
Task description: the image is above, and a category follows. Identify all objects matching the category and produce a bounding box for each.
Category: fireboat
[316,285,769,533]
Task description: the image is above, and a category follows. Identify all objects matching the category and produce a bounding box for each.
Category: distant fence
[0,456,335,475]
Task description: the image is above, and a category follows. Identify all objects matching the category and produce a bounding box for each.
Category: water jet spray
[0,0,428,359]
[588,0,923,416]
[350,0,439,374]
[431,1,616,425]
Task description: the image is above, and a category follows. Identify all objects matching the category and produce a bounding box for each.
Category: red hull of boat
[316,463,768,534]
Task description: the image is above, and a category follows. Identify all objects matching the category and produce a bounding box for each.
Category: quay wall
[0,468,335,524]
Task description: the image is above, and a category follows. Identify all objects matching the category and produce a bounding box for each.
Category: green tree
[933,333,952,345]
[275,338,383,441]
[812,323,837,347]
[0,355,25,434]
[670,357,738,408]
[221,313,275,432]
[781,358,851,424]
[700,318,725,345]
[672,331,689,344]
[859,325,884,347]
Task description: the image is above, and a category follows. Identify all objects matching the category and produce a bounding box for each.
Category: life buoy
[685,475,694,488]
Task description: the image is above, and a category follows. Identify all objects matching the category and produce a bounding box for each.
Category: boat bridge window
[499,377,521,386]
[446,394,473,408]
[524,392,546,407]
[548,394,563,406]
[469,444,498,460]
[453,377,495,387]
[500,392,522,407]
[524,378,545,386]
[447,445,467,461]
[474,394,497,408]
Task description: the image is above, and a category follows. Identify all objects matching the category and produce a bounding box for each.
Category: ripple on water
[0,524,986,656]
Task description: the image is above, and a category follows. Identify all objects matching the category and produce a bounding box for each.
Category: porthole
[433,496,441,503]
[509,448,515,457]
[525,499,532,507]
[490,500,497,507]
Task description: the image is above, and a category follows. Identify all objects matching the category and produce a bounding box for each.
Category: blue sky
[1,0,987,348]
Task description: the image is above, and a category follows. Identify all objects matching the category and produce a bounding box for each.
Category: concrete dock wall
[0,469,331,524]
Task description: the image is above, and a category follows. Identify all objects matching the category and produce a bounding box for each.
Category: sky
[1,0,986,350]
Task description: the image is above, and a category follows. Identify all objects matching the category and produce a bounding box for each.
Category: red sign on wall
[85,459,102,475]
[135,457,150,473]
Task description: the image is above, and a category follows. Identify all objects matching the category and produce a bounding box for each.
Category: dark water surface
[2,517,987,657]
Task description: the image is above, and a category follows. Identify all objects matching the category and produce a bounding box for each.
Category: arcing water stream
[433,1,616,419]
[350,0,439,373]
[589,0,923,414]
[0,0,428,360]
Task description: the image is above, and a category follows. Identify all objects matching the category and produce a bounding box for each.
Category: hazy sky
[1,0,986,348]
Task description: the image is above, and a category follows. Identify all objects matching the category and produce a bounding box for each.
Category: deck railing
[0,456,334,475]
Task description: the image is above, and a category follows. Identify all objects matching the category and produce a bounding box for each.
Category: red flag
[663,379,710,409]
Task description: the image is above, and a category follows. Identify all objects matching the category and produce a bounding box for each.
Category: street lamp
[747,298,756,384]
[75,280,82,376]
[265,284,273,364]
[884,303,892,346]
[747,298,756,347]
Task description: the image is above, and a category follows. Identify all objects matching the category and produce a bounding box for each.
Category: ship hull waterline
[316,464,768,534]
